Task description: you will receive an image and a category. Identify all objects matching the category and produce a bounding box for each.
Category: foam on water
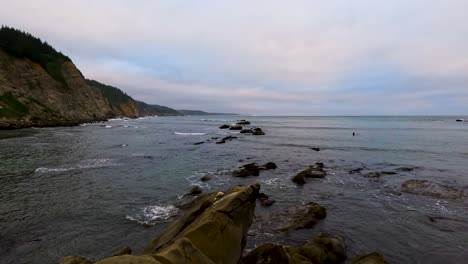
[174,132,207,136]
[35,158,118,173]
[126,205,178,226]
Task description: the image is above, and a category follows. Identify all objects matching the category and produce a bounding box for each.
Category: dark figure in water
[353,132,355,136]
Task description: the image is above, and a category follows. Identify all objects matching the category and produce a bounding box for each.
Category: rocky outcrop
[232,162,277,178]
[243,233,346,264]
[61,184,260,264]
[292,164,327,185]
[347,252,390,264]
[236,120,251,125]
[401,179,464,199]
[229,125,243,130]
[219,124,230,129]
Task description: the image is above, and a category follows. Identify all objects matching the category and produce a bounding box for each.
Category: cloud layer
[2,0,468,114]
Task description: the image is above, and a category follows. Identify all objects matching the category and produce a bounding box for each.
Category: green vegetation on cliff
[85,79,133,114]
[136,100,181,116]
[0,26,70,83]
[0,92,29,117]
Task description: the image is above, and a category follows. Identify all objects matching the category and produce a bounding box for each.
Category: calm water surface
[1,116,467,264]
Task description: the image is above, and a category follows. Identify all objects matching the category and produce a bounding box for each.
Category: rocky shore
[60,184,390,264]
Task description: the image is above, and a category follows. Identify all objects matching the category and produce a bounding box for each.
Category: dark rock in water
[112,246,132,256]
[295,166,327,179]
[401,179,464,199]
[186,185,203,196]
[211,136,219,140]
[236,120,251,125]
[243,233,345,264]
[297,233,346,264]
[59,256,92,264]
[252,128,265,135]
[216,140,226,144]
[292,173,306,185]
[347,252,390,264]
[315,162,325,168]
[311,147,320,151]
[219,124,230,129]
[240,129,254,134]
[260,198,276,207]
[381,171,397,175]
[263,162,278,170]
[396,167,415,172]
[193,141,205,145]
[349,168,364,174]
[233,163,261,177]
[222,135,237,141]
[258,192,269,199]
[229,125,243,130]
[363,172,382,178]
[279,202,326,231]
[200,175,212,182]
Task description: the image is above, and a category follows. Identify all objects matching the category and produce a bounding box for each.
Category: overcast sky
[2,1,468,115]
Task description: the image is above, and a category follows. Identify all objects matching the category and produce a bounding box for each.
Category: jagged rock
[401,179,464,199]
[292,173,306,185]
[240,129,254,134]
[347,252,390,264]
[236,120,251,125]
[186,186,203,196]
[111,246,132,256]
[315,162,324,168]
[219,124,230,129]
[284,202,327,230]
[243,233,345,264]
[294,166,327,181]
[262,162,277,170]
[229,125,243,130]
[222,135,237,141]
[59,256,93,264]
[233,163,261,177]
[252,128,265,135]
[200,175,212,182]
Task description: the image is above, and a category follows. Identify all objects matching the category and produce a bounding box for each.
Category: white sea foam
[105,125,112,128]
[35,158,118,173]
[174,132,207,136]
[126,205,178,225]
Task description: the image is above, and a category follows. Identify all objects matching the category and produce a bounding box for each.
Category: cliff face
[0,49,180,129]
[0,49,112,128]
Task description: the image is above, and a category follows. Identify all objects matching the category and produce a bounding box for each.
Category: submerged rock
[401,179,464,199]
[262,162,277,170]
[233,163,261,177]
[284,202,327,230]
[311,147,320,151]
[193,141,205,145]
[243,233,345,264]
[219,124,230,129]
[216,140,226,144]
[363,172,382,178]
[200,175,212,182]
[347,252,390,264]
[293,165,327,184]
[349,168,364,174]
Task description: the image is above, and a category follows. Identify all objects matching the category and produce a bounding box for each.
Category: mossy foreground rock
[61,184,260,264]
[243,233,346,264]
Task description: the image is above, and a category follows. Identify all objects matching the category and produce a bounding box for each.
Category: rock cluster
[232,162,277,177]
[292,163,327,185]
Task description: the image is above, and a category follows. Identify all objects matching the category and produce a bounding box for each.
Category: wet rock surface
[219,124,230,129]
[186,185,203,196]
[292,164,327,185]
[233,162,277,178]
[347,252,390,264]
[401,179,464,199]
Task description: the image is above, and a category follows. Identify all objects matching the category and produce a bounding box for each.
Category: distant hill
[177,109,238,116]
[0,26,180,129]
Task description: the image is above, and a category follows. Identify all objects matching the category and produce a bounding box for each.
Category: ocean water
[0,116,467,264]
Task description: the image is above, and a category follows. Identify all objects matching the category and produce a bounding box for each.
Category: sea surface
[1,116,467,264]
